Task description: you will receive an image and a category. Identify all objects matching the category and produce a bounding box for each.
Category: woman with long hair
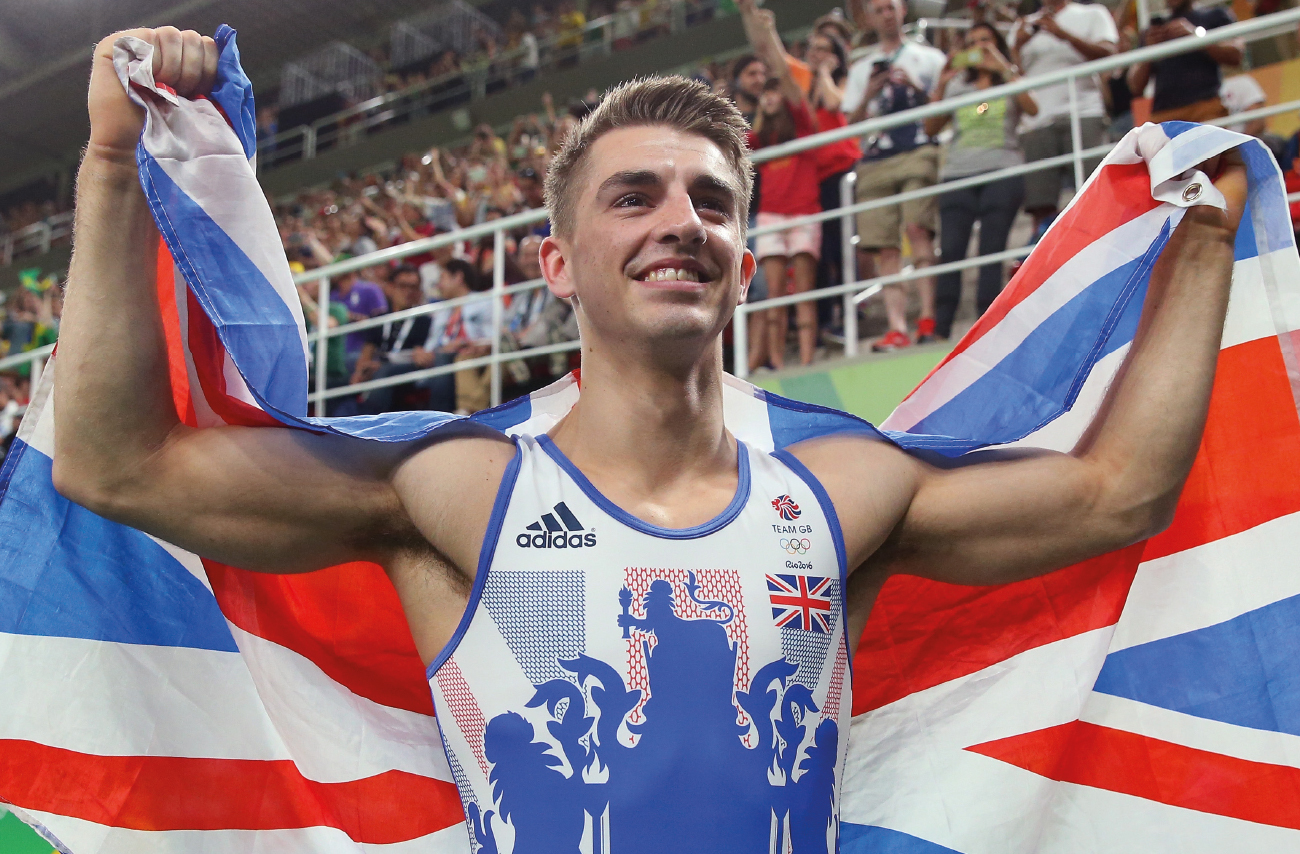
[924,23,1038,340]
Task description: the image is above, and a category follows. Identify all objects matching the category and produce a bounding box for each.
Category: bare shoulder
[786,433,925,572]
[392,427,519,574]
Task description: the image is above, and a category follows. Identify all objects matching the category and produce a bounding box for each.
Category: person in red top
[746,56,823,368]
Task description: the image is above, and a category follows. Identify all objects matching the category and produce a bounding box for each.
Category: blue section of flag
[842,823,964,853]
[764,391,884,452]
[209,25,257,160]
[909,226,1163,443]
[1094,593,1300,736]
[139,155,309,416]
[0,442,238,652]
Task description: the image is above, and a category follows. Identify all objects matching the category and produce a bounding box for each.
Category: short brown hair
[543,76,754,238]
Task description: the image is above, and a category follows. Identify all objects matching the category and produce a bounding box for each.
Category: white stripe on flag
[883,205,1181,433]
[1109,510,1300,653]
[13,808,472,854]
[229,625,452,783]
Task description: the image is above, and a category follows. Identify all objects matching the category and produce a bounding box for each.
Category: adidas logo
[515,502,597,549]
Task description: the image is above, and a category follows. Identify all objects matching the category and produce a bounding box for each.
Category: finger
[197,36,219,96]
[177,30,205,97]
[154,26,183,89]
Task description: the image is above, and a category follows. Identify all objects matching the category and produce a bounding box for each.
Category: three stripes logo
[515,502,597,549]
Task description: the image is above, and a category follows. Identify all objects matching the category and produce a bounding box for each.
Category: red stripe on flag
[908,163,1161,396]
[968,720,1300,831]
[1144,334,1300,561]
[185,288,282,428]
[851,544,1143,716]
[205,559,437,717]
[154,246,197,426]
[0,739,463,842]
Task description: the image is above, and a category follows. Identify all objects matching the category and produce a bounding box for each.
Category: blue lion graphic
[473,576,839,853]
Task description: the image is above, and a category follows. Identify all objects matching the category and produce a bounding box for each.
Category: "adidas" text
[515,501,597,549]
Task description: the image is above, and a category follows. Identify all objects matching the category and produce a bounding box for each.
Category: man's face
[540,125,755,354]
[438,269,467,300]
[870,0,903,40]
[390,273,422,309]
[736,60,767,101]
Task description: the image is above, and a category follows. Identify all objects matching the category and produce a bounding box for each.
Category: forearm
[1127,62,1151,96]
[1206,41,1243,66]
[54,150,179,496]
[1074,209,1236,528]
[1068,36,1116,60]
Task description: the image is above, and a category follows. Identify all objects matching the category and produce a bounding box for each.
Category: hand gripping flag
[1,25,1297,853]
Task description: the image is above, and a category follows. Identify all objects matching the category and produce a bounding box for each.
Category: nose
[651,186,706,248]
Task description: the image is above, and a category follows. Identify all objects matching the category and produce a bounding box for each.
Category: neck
[549,333,735,499]
[1043,0,1068,11]
[879,31,903,52]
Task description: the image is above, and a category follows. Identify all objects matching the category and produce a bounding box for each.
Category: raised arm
[799,156,1248,587]
[53,28,507,578]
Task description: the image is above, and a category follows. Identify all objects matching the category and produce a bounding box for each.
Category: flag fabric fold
[1,25,1298,853]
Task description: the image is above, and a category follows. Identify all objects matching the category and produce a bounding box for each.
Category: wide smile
[632,260,714,291]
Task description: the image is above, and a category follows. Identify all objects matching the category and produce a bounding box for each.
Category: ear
[737,248,757,305]
[540,235,575,299]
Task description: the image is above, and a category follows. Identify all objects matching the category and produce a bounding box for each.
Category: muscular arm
[801,158,1247,588]
[53,28,508,580]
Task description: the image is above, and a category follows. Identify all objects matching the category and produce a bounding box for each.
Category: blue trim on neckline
[426,438,524,680]
[771,448,852,682]
[536,434,752,540]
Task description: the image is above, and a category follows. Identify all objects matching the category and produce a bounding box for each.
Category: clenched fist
[87,26,218,156]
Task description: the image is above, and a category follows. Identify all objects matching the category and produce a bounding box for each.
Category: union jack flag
[767,574,834,633]
[771,494,801,521]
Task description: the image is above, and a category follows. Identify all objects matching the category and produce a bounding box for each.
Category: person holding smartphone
[841,0,947,351]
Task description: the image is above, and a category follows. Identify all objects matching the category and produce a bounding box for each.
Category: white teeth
[642,267,701,282]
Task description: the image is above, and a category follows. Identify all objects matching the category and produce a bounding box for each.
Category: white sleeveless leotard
[428,434,850,854]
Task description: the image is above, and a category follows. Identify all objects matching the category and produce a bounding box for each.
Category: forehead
[581,125,739,198]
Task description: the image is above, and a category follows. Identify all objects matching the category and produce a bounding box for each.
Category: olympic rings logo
[781,538,811,554]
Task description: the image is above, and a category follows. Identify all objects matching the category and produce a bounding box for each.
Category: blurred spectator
[741,0,860,341]
[926,23,1039,341]
[556,0,588,67]
[744,7,823,369]
[1221,73,1289,166]
[1221,73,1268,136]
[354,264,437,414]
[426,259,494,413]
[1128,0,1242,124]
[842,0,946,351]
[296,275,353,415]
[1011,0,1117,239]
[332,266,389,373]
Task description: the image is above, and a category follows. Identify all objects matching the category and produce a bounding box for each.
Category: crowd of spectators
[255,0,724,162]
[4,0,1300,442]
[733,0,1298,366]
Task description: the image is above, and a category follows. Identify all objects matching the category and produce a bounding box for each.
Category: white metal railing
[257,0,723,171]
[1,211,74,267]
[3,9,1299,427]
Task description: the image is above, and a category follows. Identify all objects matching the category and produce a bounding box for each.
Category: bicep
[879,448,1137,586]
[115,425,415,573]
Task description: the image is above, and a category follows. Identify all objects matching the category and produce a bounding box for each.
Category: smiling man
[55,27,1247,853]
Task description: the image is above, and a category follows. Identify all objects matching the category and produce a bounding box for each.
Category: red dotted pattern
[821,635,848,724]
[621,568,751,735]
[436,658,490,778]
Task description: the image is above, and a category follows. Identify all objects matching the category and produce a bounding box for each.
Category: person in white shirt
[1220,73,1267,137]
[1011,0,1118,237]
[841,0,947,351]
